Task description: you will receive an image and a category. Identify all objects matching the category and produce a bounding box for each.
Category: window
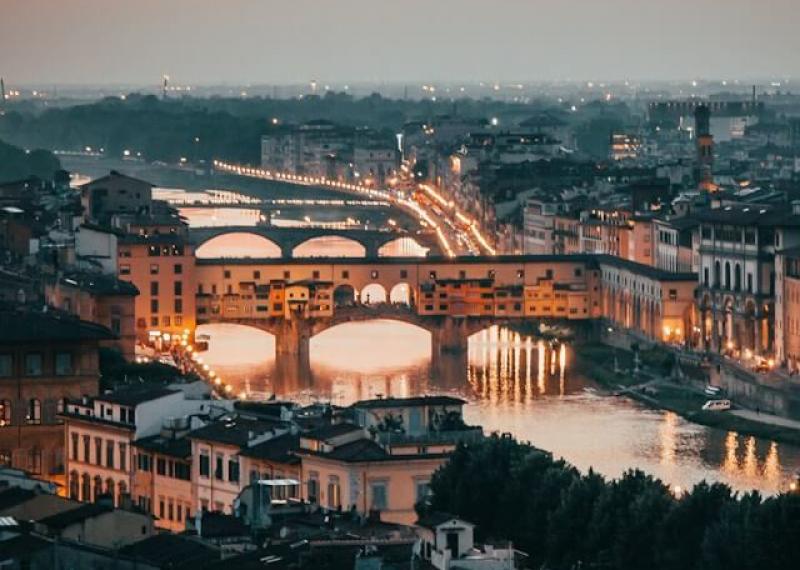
[27,399,41,425]
[370,481,388,510]
[55,352,73,375]
[416,481,431,502]
[327,477,341,509]
[307,477,319,504]
[150,281,159,296]
[199,452,210,478]
[371,270,379,279]
[137,453,152,472]
[341,270,349,279]
[283,270,291,280]
[429,271,437,280]
[312,270,320,279]
[106,440,115,469]
[119,443,127,472]
[70,433,78,460]
[157,457,167,475]
[83,435,90,463]
[150,264,159,275]
[151,299,159,313]
[25,353,42,376]
[215,454,224,480]
[228,459,240,483]
[175,461,190,481]
[224,270,231,279]
[0,400,12,427]
[94,437,102,464]
[0,355,10,377]
[669,289,678,301]
[29,448,42,475]
[400,269,408,279]
[120,264,131,276]
[174,263,183,274]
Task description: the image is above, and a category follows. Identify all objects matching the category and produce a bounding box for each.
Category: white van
[702,399,732,412]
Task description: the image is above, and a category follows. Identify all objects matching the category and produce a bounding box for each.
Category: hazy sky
[1,0,797,85]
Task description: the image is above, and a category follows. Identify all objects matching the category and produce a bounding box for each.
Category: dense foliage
[0,138,61,183]
[423,435,800,570]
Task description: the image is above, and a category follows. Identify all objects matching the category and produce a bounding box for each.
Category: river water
[67,159,800,495]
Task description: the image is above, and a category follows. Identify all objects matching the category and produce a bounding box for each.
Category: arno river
[65,158,800,495]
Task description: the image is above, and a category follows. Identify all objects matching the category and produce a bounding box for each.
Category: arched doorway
[334,284,357,307]
[389,283,412,305]
[360,283,387,305]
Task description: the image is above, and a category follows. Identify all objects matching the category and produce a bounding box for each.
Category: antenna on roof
[0,77,6,112]
[162,74,169,100]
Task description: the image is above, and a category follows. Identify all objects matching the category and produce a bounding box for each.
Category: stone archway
[292,236,366,258]
[360,283,387,305]
[389,282,412,305]
[196,232,283,259]
[334,284,357,307]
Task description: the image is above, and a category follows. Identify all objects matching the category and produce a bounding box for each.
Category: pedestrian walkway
[730,409,800,431]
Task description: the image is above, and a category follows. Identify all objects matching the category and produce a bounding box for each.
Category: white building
[414,514,522,570]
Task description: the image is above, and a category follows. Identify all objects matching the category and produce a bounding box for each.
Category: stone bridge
[188,226,438,258]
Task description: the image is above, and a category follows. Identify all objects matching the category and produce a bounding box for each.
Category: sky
[1,0,798,86]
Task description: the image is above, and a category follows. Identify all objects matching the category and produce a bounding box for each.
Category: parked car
[702,399,732,412]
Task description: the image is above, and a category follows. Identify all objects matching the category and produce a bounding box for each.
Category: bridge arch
[333,284,357,307]
[360,283,388,305]
[291,235,367,258]
[378,236,429,258]
[389,282,412,305]
[195,232,282,259]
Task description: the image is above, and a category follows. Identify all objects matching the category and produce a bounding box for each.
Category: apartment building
[117,233,196,343]
[80,171,153,224]
[0,308,113,483]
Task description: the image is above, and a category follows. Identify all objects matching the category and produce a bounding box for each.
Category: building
[523,199,562,254]
[74,224,122,274]
[413,513,521,570]
[0,308,114,483]
[189,416,291,515]
[117,233,196,344]
[61,384,224,510]
[45,271,139,360]
[652,217,697,274]
[353,144,399,186]
[599,257,697,344]
[695,205,800,357]
[80,171,154,224]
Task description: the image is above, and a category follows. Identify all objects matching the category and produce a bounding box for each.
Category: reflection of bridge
[197,303,531,384]
[189,226,438,258]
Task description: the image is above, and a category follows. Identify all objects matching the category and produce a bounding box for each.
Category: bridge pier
[431,317,471,356]
[273,319,312,382]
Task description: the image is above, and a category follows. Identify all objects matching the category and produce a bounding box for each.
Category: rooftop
[134,434,192,459]
[303,422,363,441]
[56,271,139,297]
[238,433,300,464]
[0,306,116,343]
[189,416,286,447]
[119,534,219,568]
[96,386,178,407]
[37,503,112,530]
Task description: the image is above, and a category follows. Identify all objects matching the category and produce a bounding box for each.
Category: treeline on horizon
[422,435,800,570]
[0,91,635,166]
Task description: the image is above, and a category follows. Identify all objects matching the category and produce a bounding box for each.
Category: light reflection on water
[197,320,800,495]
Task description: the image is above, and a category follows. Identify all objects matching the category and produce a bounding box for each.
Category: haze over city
[2,0,800,85]
[2,1,800,569]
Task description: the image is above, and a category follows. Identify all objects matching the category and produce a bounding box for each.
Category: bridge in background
[189,226,439,258]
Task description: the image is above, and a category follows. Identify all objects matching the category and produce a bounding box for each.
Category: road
[213,160,497,257]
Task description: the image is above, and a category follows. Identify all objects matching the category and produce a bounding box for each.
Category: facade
[695,206,800,357]
[0,309,113,483]
[80,171,154,223]
[599,258,697,344]
[414,514,519,570]
[45,272,139,360]
[117,233,196,343]
[653,217,697,274]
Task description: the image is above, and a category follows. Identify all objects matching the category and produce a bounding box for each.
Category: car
[702,399,732,412]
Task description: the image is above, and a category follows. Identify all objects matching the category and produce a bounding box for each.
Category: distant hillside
[0,138,62,184]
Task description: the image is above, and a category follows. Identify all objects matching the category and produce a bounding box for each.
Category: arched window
[69,471,79,499]
[735,264,742,292]
[714,261,721,287]
[0,400,11,426]
[93,476,103,502]
[724,262,731,290]
[26,399,41,425]
[81,473,91,502]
